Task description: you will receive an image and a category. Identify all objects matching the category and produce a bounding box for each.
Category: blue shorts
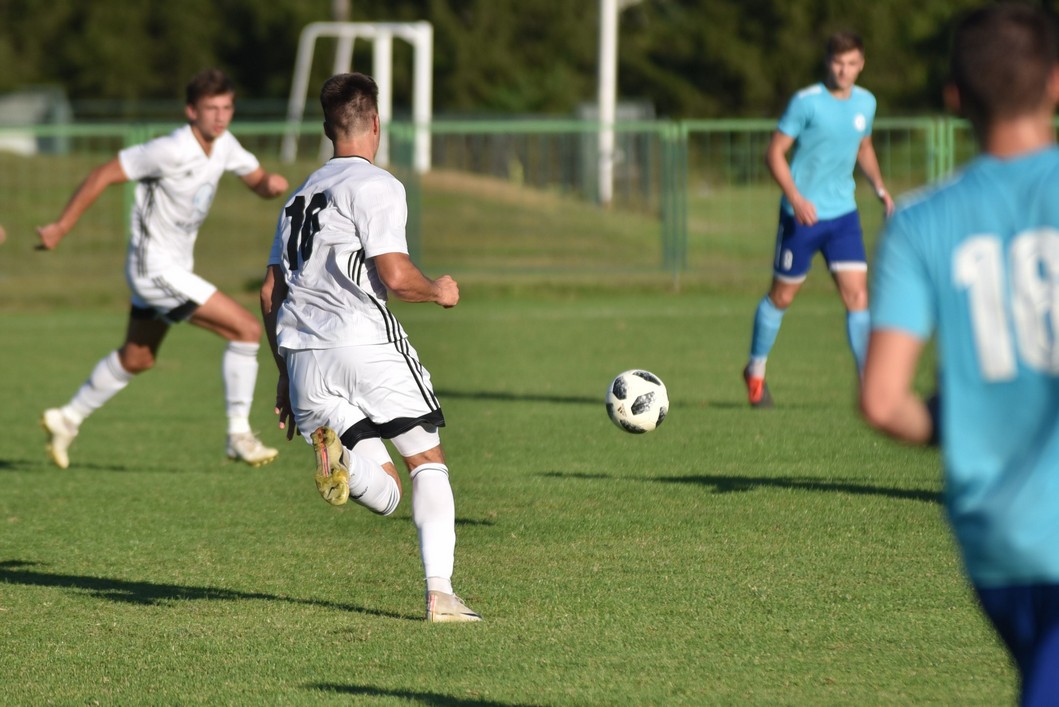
[772,209,866,282]
[976,583,1059,705]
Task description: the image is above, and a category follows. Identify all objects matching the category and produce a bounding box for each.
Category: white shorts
[127,267,217,323]
[284,340,445,450]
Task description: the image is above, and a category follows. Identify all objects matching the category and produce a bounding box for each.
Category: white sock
[411,463,456,583]
[346,450,401,516]
[426,576,453,594]
[223,341,259,435]
[746,356,767,379]
[65,350,134,425]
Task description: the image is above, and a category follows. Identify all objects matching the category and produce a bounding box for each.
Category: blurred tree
[0,0,1042,118]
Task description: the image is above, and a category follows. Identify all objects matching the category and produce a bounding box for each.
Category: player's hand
[35,223,66,251]
[262,173,289,198]
[274,376,298,441]
[877,188,896,218]
[790,196,817,226]
[433,275,459,308]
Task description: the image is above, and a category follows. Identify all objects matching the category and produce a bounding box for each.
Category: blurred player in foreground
[862,4,1059,703]
[260,72,480,623]
[743,31,894,408]
[37,69,288,469]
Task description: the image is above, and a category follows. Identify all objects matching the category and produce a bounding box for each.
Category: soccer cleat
[426,590,482,623]
[311,427,349,506]
[742,365,774,409]
[40,408,78,469]
[226,432,279,467]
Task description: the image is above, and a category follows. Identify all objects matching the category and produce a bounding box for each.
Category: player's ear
[1046,65,1059,106]
[323,120,335,141]
[184,103,197,123]
[943,83,961,116]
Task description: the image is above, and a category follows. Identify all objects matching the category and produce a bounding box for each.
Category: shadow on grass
[307,684,542,706]
[0,457,190,474]
[541,471,940,504]
[435,388,788,410]
[436,388,599,406]
[0,560,417,620]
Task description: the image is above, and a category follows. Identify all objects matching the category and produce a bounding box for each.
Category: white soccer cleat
[426,591,482,623]
[226,432,279,467]
[311,426,350,506]
[40,408,78,469]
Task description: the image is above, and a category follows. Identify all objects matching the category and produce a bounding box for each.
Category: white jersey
[119,124,259,277]
[268,156,410,350]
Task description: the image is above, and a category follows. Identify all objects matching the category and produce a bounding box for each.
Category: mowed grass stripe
[0,291,1010,705]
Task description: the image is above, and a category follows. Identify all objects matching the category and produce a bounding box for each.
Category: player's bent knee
[393,425,443,468]
[117,350,155,374]
[842,291,868,311]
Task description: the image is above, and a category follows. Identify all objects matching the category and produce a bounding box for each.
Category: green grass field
[0,171,1015,704]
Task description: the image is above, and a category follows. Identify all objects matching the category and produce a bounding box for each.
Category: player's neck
[982,112,1056,158]
[331,139,376,163]
[190,125,216,156]
[825,81,854,100]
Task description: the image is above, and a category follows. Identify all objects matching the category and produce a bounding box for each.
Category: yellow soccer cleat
[311,427,349,506]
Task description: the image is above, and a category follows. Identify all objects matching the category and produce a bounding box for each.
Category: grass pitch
[0,166,1014,704]
[0,291,1012,705]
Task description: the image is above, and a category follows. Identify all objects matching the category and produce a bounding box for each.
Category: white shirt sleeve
[118,133,181,181]
[223,134,261,176]
[354,174,409,258]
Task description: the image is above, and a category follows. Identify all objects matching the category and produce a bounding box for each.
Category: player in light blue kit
[861,5,1059,703]
[743,31,894,407]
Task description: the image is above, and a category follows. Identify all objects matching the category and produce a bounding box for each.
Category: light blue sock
[847,309,871,375]
[750,295,785,361]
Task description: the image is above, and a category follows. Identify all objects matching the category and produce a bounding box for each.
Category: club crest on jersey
[192,184,215,221]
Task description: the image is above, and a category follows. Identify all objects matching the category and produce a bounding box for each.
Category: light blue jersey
[778,83,876,220]
[871,147,1059,587]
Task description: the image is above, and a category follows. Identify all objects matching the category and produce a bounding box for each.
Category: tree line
[0,0,1053,120]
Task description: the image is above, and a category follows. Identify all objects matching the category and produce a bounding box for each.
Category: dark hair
[185,69,235,106]
[951,3,1058,128]
[320,73,379,138]
[826,31,864,58]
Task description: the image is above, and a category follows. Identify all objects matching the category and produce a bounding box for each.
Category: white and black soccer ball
[605,369,669,433]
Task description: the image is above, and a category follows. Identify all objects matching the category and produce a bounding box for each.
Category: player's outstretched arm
[241,167,289,199]
[857,136,895,217]
[260,264,297,439]
[765,131,817,226]
[374,252,459,308]
[860,329,934,444]
[36,158,128,250]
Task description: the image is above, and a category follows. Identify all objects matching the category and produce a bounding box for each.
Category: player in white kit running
[260,72,481,623]
[37,69,289,469]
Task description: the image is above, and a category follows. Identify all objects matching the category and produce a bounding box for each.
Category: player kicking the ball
[260,72,480,623]
[37,69,288,468]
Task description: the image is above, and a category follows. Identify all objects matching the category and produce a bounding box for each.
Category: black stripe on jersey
[137,179,161,277]
[394,336,440,410]
[346,249,404,344]
[339,409,446,449]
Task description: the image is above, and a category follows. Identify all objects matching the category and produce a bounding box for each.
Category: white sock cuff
[105,349,135,382]
[410,463,448,481]
[226,341,260,357]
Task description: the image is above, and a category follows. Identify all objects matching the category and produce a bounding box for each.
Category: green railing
[0,116,969,304]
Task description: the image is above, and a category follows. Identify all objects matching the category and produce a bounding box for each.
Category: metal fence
[0,117,964,306]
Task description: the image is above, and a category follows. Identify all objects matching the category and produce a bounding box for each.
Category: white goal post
[281,21,433,172]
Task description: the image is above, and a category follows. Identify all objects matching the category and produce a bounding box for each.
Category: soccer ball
[605,369,669,433]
